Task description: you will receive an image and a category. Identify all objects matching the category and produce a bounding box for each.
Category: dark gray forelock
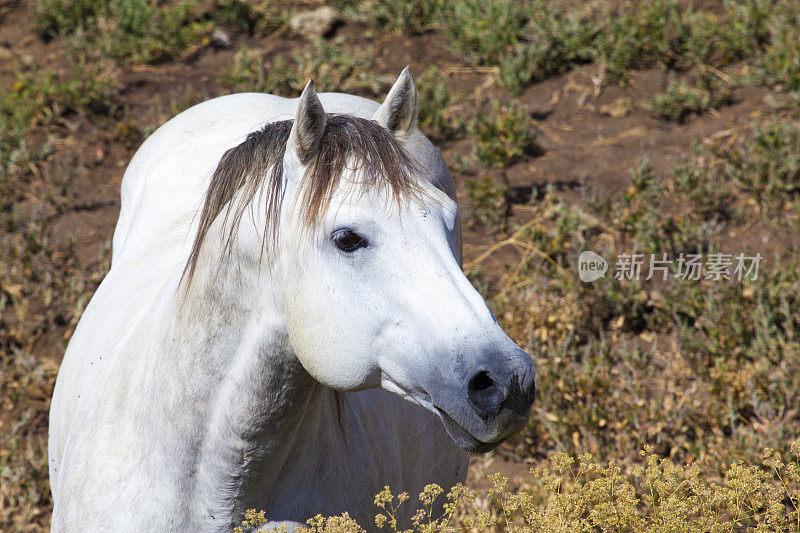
[182,114,429,287]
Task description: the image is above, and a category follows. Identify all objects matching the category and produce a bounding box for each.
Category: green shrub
[441,0,596,94]
[34,0,209,64]
[366,0,446,33]
[613,160,713,255]
[333,0,446,34]
[0,62,115,188]
[1,65,114,126]
[34,0,103,38]
[416,67,461,140]
[685,0,770,66]
[468,100,536,168]
[500,6,596,95]
[465,177,507,231]
[219,47,272,93]
[756,3,800,92]
[592,0,685,80]
[714,121,800,213]
[587,0,771,82]
[439,0,526,66]
[670,145,736,221]
[651,71,733,121]
[220,39,385,97]
[208,0,289,35]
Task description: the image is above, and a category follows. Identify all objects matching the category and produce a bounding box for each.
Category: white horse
[48,68,536,531]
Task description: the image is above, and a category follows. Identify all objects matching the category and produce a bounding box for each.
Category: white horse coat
[49,70,535,531]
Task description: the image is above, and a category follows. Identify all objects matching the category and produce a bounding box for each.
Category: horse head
[188,69,536,453]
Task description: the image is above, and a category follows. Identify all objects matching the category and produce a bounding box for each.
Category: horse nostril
[467,371,507,420]
[470,371,494,393]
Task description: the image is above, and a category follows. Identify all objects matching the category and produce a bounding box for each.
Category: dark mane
[183,114,424,285]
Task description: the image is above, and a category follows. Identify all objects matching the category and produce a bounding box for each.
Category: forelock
[182,114,429,285]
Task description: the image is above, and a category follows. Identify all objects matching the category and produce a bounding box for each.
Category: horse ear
[287,80,326,166]
[373,67,418,137]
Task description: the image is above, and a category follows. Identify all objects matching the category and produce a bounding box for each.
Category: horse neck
[150,237,348,526]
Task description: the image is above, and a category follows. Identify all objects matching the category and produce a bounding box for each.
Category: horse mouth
[434,407,504,453]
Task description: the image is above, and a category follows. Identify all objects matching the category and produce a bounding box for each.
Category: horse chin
[435,407,505,454]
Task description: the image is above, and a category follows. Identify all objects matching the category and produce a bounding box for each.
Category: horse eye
[332,229,367,253]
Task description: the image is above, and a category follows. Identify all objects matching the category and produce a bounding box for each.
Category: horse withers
[48,68,536,531]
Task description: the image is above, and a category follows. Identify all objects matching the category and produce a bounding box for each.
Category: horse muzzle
[432,352,536,453]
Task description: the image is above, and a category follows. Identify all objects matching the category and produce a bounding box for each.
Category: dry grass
[238,441,800,531]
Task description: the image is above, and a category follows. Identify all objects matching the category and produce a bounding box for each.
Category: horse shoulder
[49,265,177,498]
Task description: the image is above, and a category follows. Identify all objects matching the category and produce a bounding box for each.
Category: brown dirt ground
[1,0,797,524]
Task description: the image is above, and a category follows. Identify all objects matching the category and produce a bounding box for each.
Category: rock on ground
[289,6,340,38]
